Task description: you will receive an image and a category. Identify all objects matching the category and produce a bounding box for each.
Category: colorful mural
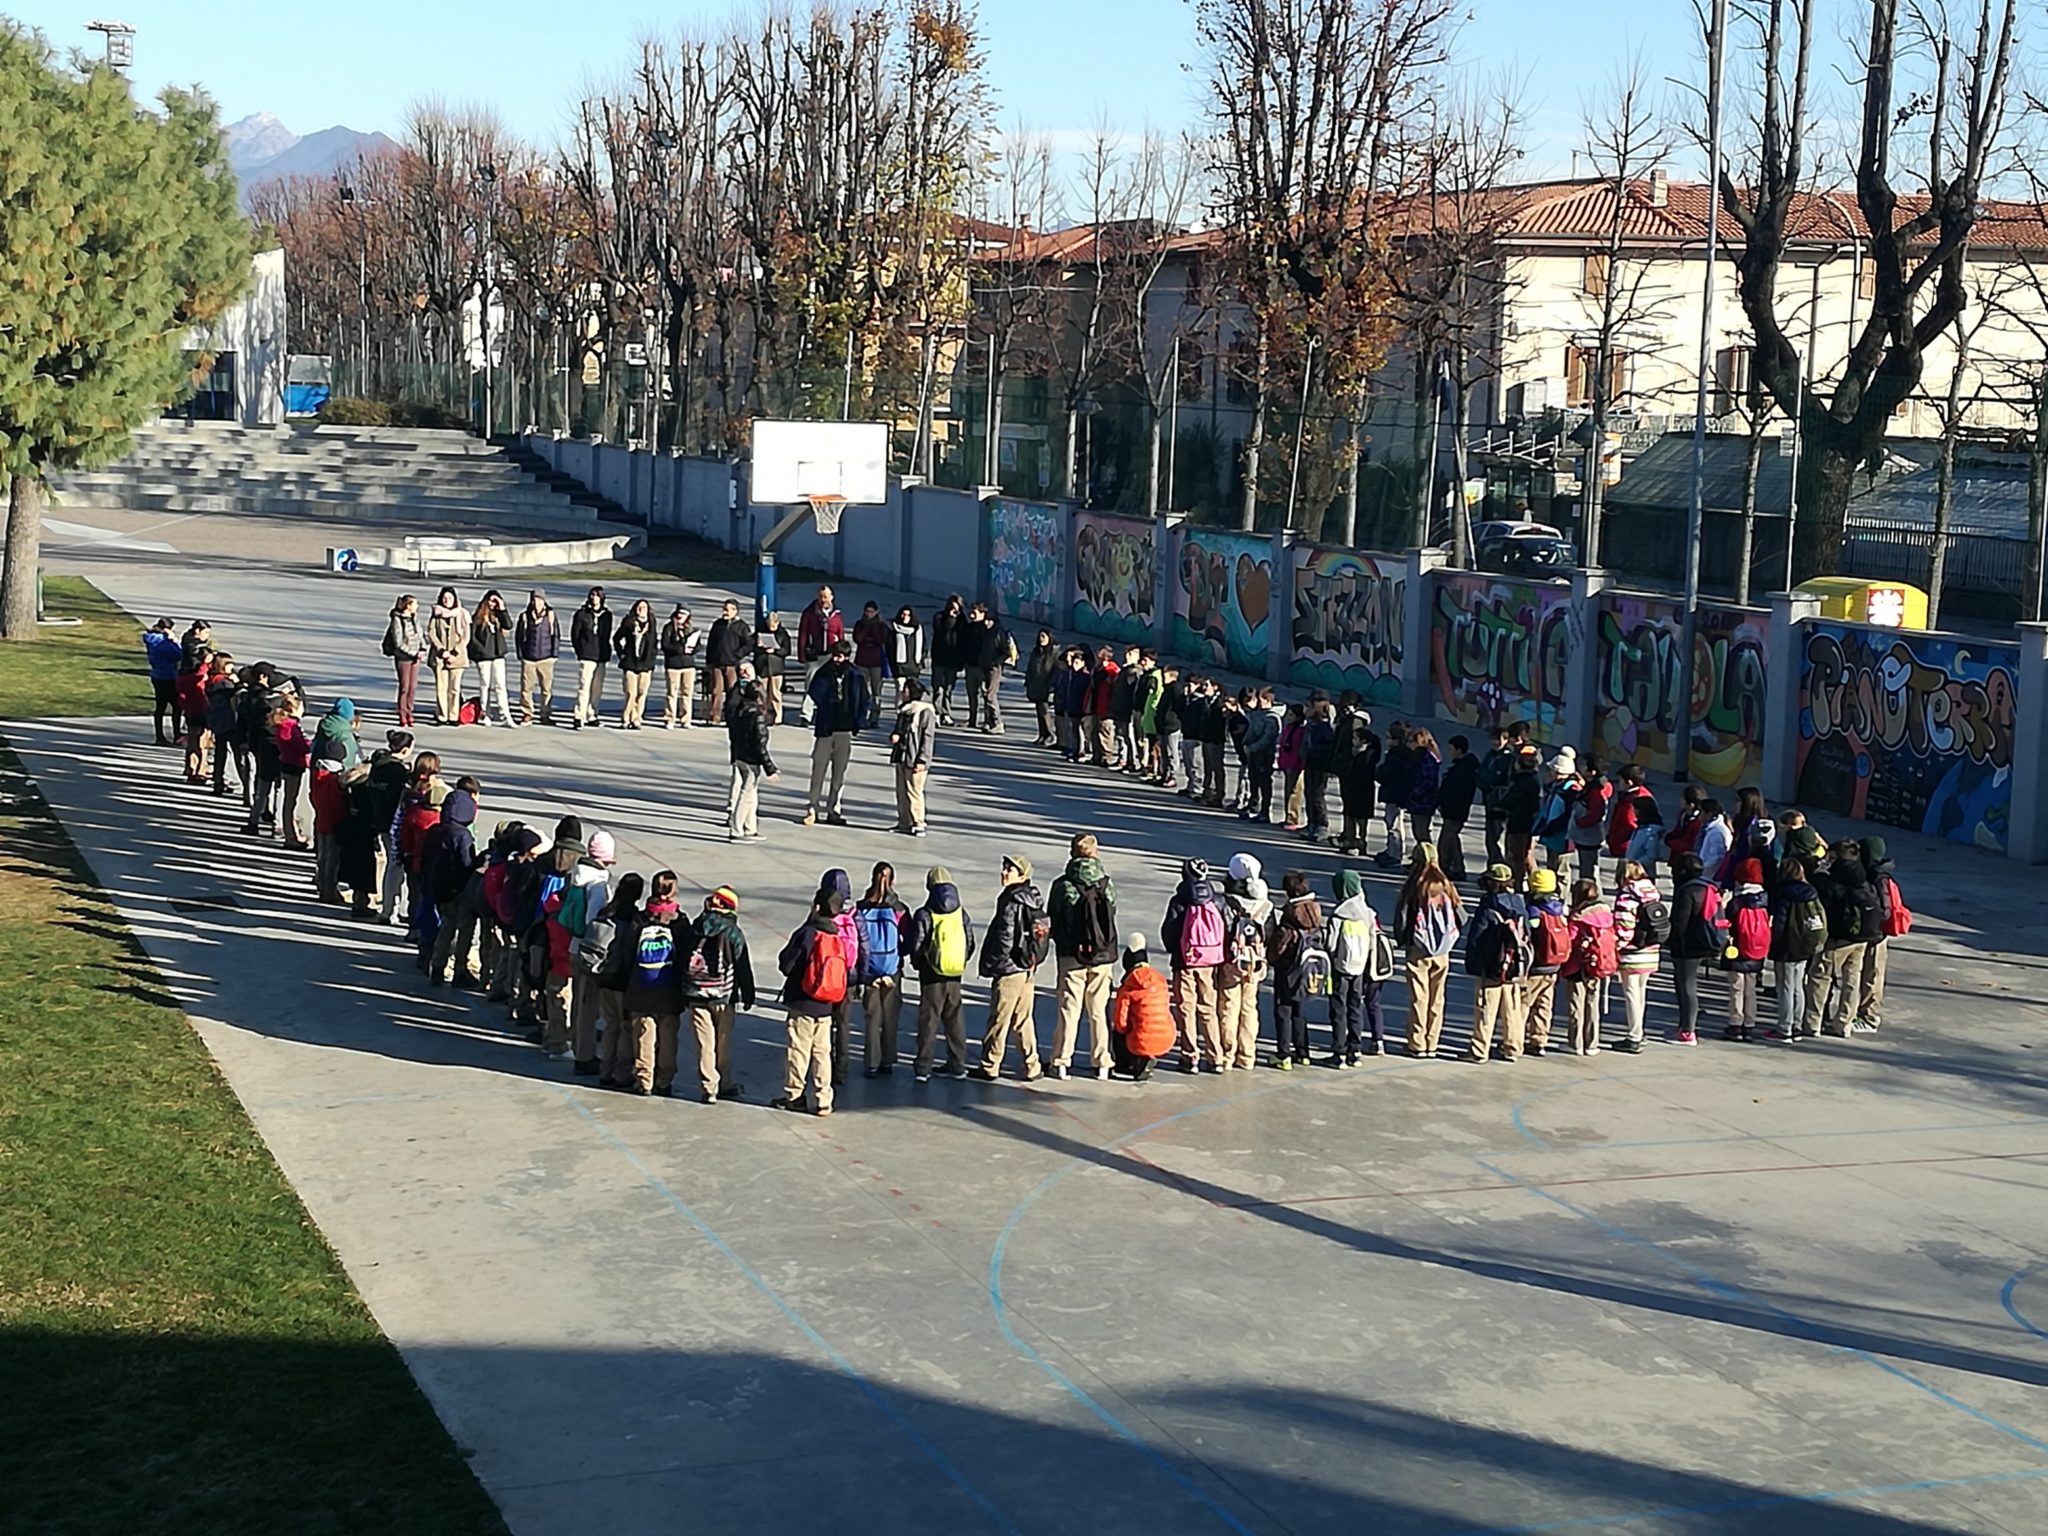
[1797,623,2017,852]
[1690,605,1769,789]
[1070,512,1157,643]
[1290,547,1405,706]
[987,498,1061,625]
[1172,527,1275,677]
[1593,593,1684,774]
[1428,573,1577,735]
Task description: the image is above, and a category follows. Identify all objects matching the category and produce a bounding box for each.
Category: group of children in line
[149,609,1912,1115]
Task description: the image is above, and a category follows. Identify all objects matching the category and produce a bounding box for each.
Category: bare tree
[1718,0,2019,578]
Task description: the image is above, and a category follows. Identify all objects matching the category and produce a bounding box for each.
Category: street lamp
[473,161,500,440]
[337,183,373,396]
[85,19,134,71]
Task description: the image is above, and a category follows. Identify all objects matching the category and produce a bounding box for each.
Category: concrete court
[16,512,2048,1535]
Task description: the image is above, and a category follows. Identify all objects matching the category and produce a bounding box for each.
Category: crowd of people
[147,599,1914,1117]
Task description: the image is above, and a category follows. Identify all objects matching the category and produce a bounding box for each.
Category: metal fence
[1841,520,2028,623]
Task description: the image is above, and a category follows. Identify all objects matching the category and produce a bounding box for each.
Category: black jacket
[659,622,701,670]
[932,607,967,667]
[468,614,508,662]
[1025,645,1059,703]
[614,621,657,673]
[707,615,753,668]
[1820,861,1885,946]
[727,691,777,772]
[1155,679,1185,735]
[979,880,1045,979]
[571,604,614,663]
[1502,771,1542,836]
[1439,755,1480,821]
[966,616,1004,671]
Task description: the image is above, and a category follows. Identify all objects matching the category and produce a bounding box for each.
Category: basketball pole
[753,502,817,625]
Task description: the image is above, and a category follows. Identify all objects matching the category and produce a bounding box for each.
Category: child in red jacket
[1111,933,1174,1082]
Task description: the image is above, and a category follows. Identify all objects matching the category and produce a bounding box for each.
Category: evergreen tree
[0,25,249,638]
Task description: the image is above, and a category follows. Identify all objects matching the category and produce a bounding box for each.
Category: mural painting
[987,498,1062,625]
[1070,512,1156,643]
[1797,623,2017,852]
[1689,605,1769,789]
[1428,573,1577,736]
[1592,593,1683,774]
[1289,547,1405,707]
[1172,527,1274,677]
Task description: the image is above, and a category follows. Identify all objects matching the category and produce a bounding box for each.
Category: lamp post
[337,183,371,397]
[474,161,499,439]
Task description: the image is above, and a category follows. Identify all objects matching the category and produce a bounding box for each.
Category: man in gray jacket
[890,679,937,836]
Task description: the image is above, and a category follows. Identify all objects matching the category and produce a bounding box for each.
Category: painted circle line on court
[2003,1262,2048,1343]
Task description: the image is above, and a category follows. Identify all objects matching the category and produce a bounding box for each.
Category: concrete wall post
[1763,592,1822,802]
[1402,546,1449,719]
[1563,568,1609,756]
[2008,622,2048,864]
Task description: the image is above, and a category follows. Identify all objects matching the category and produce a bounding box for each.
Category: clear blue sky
[6,0,1699,174]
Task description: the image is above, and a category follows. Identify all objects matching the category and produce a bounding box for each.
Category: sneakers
[544,1049,574,1062]
[1094,1065,1113,1080]
[970,1067,1000,1082]
[800,809,817,826]
[826,813,850,827]
[1675,1030,1697,1045]
[1613,1038,1644,1054]
[1274,1057,1294,1071]
[769,1096,808,1113]
[1849,1019,1880,1035]
[1047,1063,1069,1080]
[941,1063,969,1079]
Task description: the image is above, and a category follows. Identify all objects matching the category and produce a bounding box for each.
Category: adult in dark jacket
[705,598,753,725]
[1437,736,1480,881]
[1501,746,1543,876]
[1025,632,1060,746]
[613,599,659,729]
[1810,843,1883,1037]
[658,606,704,729]
[930,595,968,724]
[1664,853,1718,1042]
[802,642,870,827]
[1334,703,1380,854]
[962,603,1008,733]
[725,680,779,840]
[1477,727,1516,867]
[977,853,1046,1079]
[515,592,560,726]
[421,790,480,981]
[569,588,614,729]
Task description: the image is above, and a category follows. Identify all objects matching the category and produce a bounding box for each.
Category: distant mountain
[223,113,398,200]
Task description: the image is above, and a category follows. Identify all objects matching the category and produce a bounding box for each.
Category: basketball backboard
[749,419,889,506]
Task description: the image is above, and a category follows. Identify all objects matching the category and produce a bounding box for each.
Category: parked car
[1473,519,1577,576]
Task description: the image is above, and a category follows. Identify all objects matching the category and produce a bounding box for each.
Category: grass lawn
[0,577,506,1534]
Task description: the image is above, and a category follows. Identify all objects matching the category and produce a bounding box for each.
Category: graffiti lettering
[1429,575,1573,734]
[1071,515,1155,644]
[1171,530,1274,675]
[1592,598,1682,771]
[988,499,1061,625]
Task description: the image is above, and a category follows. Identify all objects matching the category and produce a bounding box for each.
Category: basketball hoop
[807,494,847,535]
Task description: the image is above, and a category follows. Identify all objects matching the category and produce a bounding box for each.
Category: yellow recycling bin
[1794,577,1929,630]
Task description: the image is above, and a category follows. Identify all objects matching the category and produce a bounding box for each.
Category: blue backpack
[857,905,900,979]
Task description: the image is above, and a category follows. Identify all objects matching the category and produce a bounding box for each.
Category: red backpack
[1529,907,1572,971]
[1731,895,1772,962]
[1882,877,1913,937]
[1570,917,1619,979]
[797,926,849,1004]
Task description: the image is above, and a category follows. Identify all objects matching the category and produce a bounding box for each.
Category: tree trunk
[1792,421,1858,581]
[1928,426,1958,630]
[1239,329,1269,532]
[1737,421,1766,606]
[1,474,44,641]
[1146,394,1162,517]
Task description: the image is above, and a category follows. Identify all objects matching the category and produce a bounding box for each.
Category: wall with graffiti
[1172,527,1276,677]
[1290,547,1405,706]
[1429,573,1577,735]
[1593,592,1684,774]
[1069,512,1157,644]
[1690,605,1769,789]
[986,498,1062,625]
[1797,623,2018,851]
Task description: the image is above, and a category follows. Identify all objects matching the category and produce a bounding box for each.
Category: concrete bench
[399,535,493,577]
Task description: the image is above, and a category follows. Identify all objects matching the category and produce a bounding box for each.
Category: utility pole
[475,161,498,439]
[1675,0,1729,783]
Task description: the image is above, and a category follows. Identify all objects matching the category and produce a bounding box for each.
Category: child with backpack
[1561,878,1619,1055]
[1519,868,1572,1056]
[816,869,866,1087]
[906,867,976,1082]
[1810,840,1884,1038]
[1110,933,1175,1082]
[1609,860,1666,1054]
[1858,837,1907,1033]
[681,887,755,1102]
[856,863,909,1076]
[1766,855,1827,1042]
[1324,870,1390,1065]
[1720,857,1773,1041]
[1266,871,1326,1070]
[1161,857,1229,1071]
[1666,853,1723,1044]
[1218,856,1275,1070]
[619,871,687,1097]
[1394,848,1464,1058]
[1464,865,1531,1062]
[773,886,849,1115]
[977,854,1049,1080]
[590,873,644,1088]
[546,830,615,1069]
[1301,697,1337,843]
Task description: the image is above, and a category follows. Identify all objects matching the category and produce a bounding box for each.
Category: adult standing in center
[889,679,937,836]
[890,605,926,709]
[425,586,470,727]
[514,590,559,726]
[613,599,658,730]
[802,639,869,827]
[383,594,425,729]
[931,594,967,725]
[570,586,614,730]
[797,585,845,726]
[705,598,751,725]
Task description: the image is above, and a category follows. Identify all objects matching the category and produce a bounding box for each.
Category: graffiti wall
[1070,512,1156,643]
[987,498,1062,625]
[1797,623,2018,851]
[1290,547,1405,706]
[1593,593,1684,774]
[1690,605,1769,789]
[1172,527,1275,677]
[1428,573,1577,735]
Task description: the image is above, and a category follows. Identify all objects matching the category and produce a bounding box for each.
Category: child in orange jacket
[1112,933,1174,1082]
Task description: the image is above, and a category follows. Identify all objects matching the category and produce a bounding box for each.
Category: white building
[182,246,288,425]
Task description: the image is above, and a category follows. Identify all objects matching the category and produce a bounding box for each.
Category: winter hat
[554,814,585,853]
[1786,824,1824,863]
[1335,869,1363,899]
[708,886,739,912]
[512,828,544,854]
[1735,857,1765,886]
[1484,863,1514,886]
[586,830,617,865]
[1180,857,1210,883]
[822,868,853,900]
[445,790,477,826]
[1002,852,1034,880]
[926,865,953,888]
[1244,876,1269,906]
[1123,931,1148,966]
[1528,868,1558,895]
[425,781,452,810]
[312,736,346,766]
[1411,841,1439,868]
[1545,748,1577,779]
[1227,852,1263,885]
[1860,835,1889,865]
[333,698,357,722]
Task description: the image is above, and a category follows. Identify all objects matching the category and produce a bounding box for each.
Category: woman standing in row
[470,590,514,726]
[614,599,658,729]
[385,595,425,728]
[426,587,470,726]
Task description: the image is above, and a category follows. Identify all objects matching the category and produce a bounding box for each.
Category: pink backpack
[1732,894,1772,962]
[1179,901,1227,969]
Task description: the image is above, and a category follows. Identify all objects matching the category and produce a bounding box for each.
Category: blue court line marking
[1472,1155,2048,1459]
[2003,1264,2048,1343]
[1435,1464,2048,1536]
[989,1076,1354,1536]
[554,1088,1021,1536]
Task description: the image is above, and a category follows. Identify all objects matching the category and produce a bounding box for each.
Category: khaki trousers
[1807,944,1867,1034]
[894,763,927,831]
[982,972,1040,1075]
[1093,716,1117,765]
[728,762,763,837]
[1468,984,1525,1061]
[621,669,651,727]
[863,977,903,1072]
[663,666,697,726]
[1520,975,1559,1051]
[1859,938,1889,1023]
[1405,953,1451,1056]
[574,659,607,724]
[541,971,574,1055]
[653,1012,682,1093]
[1051,960,1112,1071]
[519,658,556,723]
[783,1011,834,1111]
[808,732,853,817]
[1566,976,1603,1054]
[913,978,967,1075]
[624,1011,662,1091]
[1171,965,1221,1067]
[689,1004,734,1098]
[434,663,466,723]
[1216,970,1262,1069]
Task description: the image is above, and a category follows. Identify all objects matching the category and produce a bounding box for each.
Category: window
[1225,333,1255,404]
[1858,260,1877,300]
[1565,345,1627,409]
[1176,338,1205,402]
[1582,253,1610,298]
[1716,344,1763,416]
